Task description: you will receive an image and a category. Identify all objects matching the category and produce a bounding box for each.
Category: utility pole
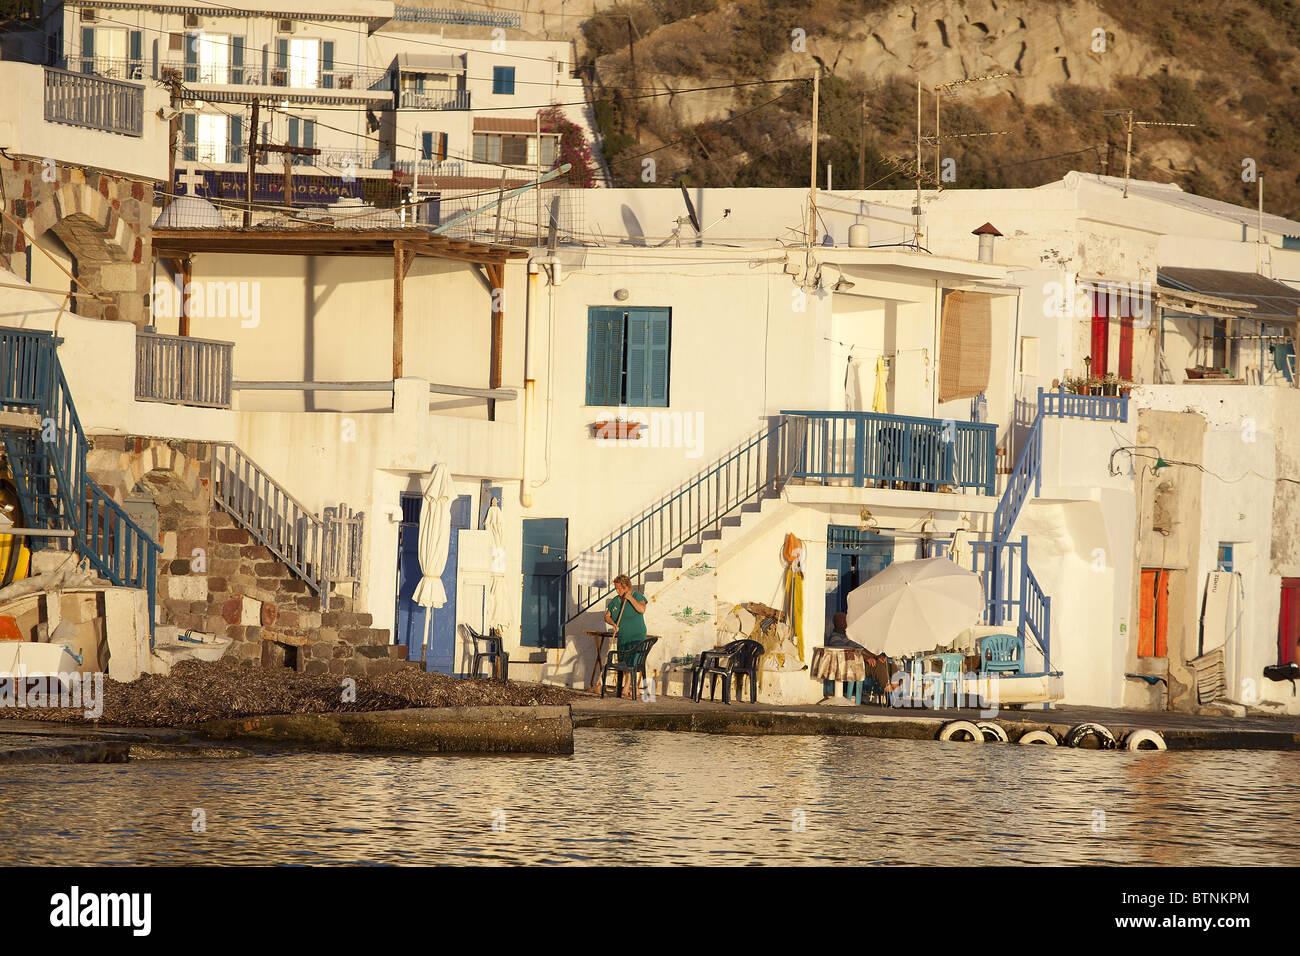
[165,78,181,204]
[915,79,922,246]
[1258,172,1266,275]
[243,97,258,227]
[857,94,866,191]
[808,71,819,247]
[1122,109,1134,198]
[257,143,320,209]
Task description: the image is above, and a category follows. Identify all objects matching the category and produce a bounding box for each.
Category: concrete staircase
[192,509,415,677]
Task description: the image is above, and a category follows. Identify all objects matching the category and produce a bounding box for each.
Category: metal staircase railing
[211,442,362,597]
[0,327,160,634]
[566,416,806,620]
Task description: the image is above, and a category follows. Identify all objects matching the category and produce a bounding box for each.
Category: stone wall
[85,436,405,677]
[1,160,153,325]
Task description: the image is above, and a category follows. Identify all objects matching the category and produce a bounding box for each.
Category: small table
[584,630,614,692]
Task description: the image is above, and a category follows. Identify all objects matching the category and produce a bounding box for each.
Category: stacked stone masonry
[86,436,408,676]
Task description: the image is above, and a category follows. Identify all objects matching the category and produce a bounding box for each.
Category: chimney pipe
[972,222,1003,263]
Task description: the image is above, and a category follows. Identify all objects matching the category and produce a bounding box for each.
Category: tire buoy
[1123,728,1167,751]
[1064,722,1117,750]
[975,721,1008,742]
[1017,729,1058,746]
[937,720,984,742]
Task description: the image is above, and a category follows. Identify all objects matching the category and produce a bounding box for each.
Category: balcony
[44,67,143,137]
[135,332,234,409]
[59,56,393,95]
[783,410,997,495]
[397,88,470,110]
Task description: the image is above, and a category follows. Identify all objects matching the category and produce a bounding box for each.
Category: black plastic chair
[600,637,658,698]
[695,639,764,704]
[464,624,509,681]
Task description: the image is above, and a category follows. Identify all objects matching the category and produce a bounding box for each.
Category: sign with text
[173,168,364,205]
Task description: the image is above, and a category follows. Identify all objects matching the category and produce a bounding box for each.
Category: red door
[1090,288,1109,376]
[1138,569,1169,658]
[1279,579,1300,665]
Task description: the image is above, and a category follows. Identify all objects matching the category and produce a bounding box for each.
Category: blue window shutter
[493,66,515,94]
[586,308,624,406]
[182,112,196,162]
[276,37,288,70]
[421,131,433,160]
[437,132,448,163]
[81,27,93,72]
[505,67,515,93]
[230,116,242,162]
[646,308,671,406]
[321,40,334,88]
[288,116,299,146]
[184,31,197,82]
[304,119,314,150]
[231,36,243,66]
[624,309,650,407]
[129,30,142,62]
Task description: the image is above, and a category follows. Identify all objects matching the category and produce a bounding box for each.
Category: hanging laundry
[572,550,609,589]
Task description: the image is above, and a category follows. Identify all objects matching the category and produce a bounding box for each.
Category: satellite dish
[679,185,702,234]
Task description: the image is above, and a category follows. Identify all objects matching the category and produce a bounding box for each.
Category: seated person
[825,613,899,693]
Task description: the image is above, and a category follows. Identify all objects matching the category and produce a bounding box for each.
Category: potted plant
[592,417,644,440]
[1086,375,1104,396]
[1062,375,1089,395]
[1100,372,1120,396]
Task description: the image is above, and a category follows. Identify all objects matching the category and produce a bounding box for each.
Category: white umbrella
[485,498,511,632]
[413,465,456,659]
[845,557,984,657]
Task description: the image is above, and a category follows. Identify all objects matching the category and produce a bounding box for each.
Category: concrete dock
[570,694,1300,750]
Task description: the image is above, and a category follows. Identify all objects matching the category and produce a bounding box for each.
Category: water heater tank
[848,223,870,248]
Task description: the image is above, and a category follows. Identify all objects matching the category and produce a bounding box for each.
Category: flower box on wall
[592,420,643,440]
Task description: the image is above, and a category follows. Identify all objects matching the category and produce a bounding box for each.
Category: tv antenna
[1101,109,1198,198]
[930,72,1012,191]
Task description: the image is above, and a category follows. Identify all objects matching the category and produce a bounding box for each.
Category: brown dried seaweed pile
[0,660,579,727]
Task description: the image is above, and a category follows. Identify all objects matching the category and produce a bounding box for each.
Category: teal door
[521,518,567,648]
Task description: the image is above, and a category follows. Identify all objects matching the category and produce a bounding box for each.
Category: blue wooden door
[427,495,472,674]
[394,494,426,663]
[521,518,567,648]
[824,529,894,634]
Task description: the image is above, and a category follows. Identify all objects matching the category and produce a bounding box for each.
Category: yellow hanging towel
[785,565,804,662]
[872,355,888,413]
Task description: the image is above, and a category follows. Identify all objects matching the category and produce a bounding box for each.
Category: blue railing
[566,416,806,619]
[970,536,1052,673]
[1038,386,1128,422]
[784,410,997,495]
[1023,564,1052,671]
[992,414,1042,540]
[0,327,160,635]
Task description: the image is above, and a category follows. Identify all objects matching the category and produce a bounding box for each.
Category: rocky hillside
[570,0,1300,217]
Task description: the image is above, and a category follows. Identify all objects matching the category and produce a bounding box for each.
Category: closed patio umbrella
[413,464,456,659]
[845,557,983,657]
[485,498,511,632]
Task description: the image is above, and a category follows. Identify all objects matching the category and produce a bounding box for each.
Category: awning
[395,53,466,73]
[1158,267,1300,322]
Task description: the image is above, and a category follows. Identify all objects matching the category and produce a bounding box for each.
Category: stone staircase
[181,509,414,677]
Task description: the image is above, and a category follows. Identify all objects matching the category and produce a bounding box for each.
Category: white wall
[0,61,170,182]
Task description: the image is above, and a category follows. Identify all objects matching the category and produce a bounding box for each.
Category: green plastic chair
[978,633,1023,675]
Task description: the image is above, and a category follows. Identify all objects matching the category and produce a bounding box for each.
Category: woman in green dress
[604,574,647,699]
